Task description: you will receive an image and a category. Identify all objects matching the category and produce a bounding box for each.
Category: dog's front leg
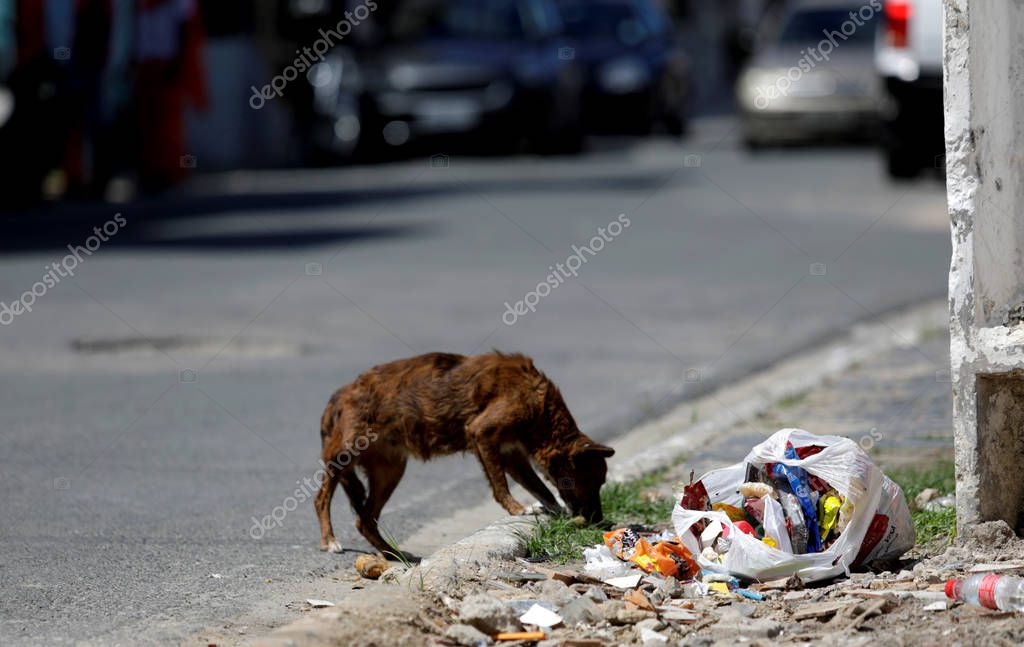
[505,453,562,515]
[474,441,527,515]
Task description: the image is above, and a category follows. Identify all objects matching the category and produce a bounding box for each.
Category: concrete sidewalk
[661,323,953,486]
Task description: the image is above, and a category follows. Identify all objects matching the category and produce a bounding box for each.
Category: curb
[247,298,947,644]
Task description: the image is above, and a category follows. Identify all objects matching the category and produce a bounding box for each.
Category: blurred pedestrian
[93,0,134,195]
[134,0,206,192]
[0,0,74,205]
[61,0,113,197]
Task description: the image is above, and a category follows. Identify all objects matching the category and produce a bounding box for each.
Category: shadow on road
[0,166,680,254]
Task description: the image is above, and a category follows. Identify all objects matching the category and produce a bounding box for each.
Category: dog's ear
[576,442,615,458]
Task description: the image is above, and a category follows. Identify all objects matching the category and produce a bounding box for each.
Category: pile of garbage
[586,429,916,586]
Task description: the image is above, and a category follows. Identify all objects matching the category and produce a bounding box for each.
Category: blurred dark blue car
[354,0,585,155]
[556,0,691,135]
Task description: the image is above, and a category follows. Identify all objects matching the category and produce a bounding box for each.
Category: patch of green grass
[888,459,957,546]
[913,507,957,545]
[522,516,605,564]
[888,459,956,501]
[523,475,676,563]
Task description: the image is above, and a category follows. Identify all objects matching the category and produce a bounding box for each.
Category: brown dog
[315,351,614,555]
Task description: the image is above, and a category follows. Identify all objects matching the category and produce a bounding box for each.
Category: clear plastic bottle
[946,574,1024,611]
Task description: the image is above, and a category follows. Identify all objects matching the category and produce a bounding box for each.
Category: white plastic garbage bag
[672,428,915,583]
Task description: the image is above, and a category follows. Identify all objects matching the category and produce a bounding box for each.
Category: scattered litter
[707,582,731,596]
[639,627,668,643]
[495,631,546,641]
[209,573,223,579]
[923,601,948,612]
[518,603,562,628]
[624,589,656,611]
[735,588,764,601]
[305,599,335,608]
[604,573,642,589]
[355,554,391,579]
[968,562,1024,573]
[584,544,634,580]
[946,574,1024,611]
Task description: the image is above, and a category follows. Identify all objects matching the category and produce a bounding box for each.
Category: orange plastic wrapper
[628,538,700,580]
[603,527,642,560]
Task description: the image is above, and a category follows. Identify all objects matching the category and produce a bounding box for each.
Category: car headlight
[598,57,650,94]
[738,68,794,110]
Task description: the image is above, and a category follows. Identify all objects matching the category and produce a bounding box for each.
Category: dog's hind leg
[355,451,408,558]
[338,470,367,512]
[315,460,345,553]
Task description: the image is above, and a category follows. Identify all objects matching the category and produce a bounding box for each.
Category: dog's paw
[505,501,527,516]
[320,539,344,554]
[523,502,544,515]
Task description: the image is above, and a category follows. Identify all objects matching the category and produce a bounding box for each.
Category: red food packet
[793,445,824,459]
[681,479,711,512]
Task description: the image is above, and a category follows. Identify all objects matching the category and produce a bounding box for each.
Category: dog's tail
[320,390,343,447]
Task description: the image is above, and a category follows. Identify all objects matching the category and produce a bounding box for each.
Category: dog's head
[549,440,615,522]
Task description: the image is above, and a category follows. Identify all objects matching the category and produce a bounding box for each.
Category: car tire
[742,135,764,151]
[662,108,688,137]
[885,145,920,179]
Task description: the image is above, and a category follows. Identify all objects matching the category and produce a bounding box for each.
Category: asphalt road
[0,120,950,645]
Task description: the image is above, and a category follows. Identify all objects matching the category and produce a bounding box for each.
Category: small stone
[850,572,876,585]
[914,488,940,509]
[658,576,683,598]
[896,570,915,581]
[783,590,814,601]
[647,589,666,605]
[723,602,757,618]
[924,495,955,512]
[712,617,783,639]
[560,595,604,626]
[610,607,655,625]
[458,594,521,634]
[583,585,608,602]
[636,618,665,632]
[445,623,493,646]
[537,578,578,606]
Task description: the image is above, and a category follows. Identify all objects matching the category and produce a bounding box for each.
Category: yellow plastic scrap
[632,554,657,573]
[762,536,778,549]
[712,502,747,522]
[708,582,732,596]
[819,491,842,540]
